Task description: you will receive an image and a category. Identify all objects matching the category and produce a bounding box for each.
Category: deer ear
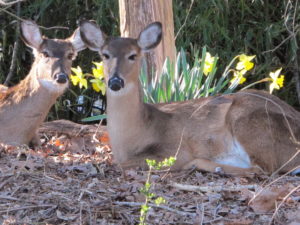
[20,20,43,50]
[68,28,86,52]
[79,20,106,52]
[137,22,162,51]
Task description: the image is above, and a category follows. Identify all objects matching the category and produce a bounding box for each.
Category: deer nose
[108,76,124,91]
[54,73,68,84]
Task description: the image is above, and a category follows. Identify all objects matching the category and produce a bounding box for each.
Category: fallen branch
[0,195,21,201]
[114,201,196,217]
[39,119,107,136]
[170,181,258,193]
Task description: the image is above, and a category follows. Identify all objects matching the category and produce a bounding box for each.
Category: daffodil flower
[90,79,106,95]
[92,61,105,79]
[91,61,106,94]
[236,54,255,71]
[203,52,215,76]
[269,68,284,94]
[230,69,247,85]
[70,66,88,89]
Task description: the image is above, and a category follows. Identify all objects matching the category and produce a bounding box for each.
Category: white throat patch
[107,82,135,97]
[39,79,68,94]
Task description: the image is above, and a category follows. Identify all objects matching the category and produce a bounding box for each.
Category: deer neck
[1,68,62,122]
[107,81,145,127]
[13,68,60,103]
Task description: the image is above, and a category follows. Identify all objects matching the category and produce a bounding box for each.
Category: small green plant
[139,157,176,225]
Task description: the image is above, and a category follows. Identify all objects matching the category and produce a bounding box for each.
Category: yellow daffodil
[70,66,88,89]
[90,79,106,95]
[236,54,255,71]
[230,69,247,85]
[90,61,106,94]
[203,52,215,76]
[269,68,284,94]
[92,61,105,79]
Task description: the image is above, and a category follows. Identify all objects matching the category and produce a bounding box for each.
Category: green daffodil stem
[241,78,271,90]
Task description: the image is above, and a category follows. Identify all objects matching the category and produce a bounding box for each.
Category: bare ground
[0,120,299,225]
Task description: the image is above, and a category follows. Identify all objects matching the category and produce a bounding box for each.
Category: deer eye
[128,54,137,61]
[41,51,49,58]
[67,53,74,60]
[102,53,110,60]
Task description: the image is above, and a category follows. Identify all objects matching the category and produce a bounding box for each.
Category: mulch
[0,120,299,225]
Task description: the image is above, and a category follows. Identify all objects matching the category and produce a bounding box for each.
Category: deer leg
[184,158,265,176]
[29,132,41,149]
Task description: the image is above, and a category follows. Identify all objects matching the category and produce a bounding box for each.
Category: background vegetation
[0,0,299,122]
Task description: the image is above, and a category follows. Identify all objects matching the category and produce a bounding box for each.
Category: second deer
[80,21,300,176]
[0,20,86,147]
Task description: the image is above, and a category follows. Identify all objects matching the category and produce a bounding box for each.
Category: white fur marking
[215,139,251,168]
[39,79,68,93]
[107,82,134,97]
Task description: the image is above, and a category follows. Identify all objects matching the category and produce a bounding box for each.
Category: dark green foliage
[173,0,300,106]
[0,0,299,122]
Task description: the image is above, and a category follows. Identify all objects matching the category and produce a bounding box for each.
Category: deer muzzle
[108,76,124,91]
[54,73,69,84]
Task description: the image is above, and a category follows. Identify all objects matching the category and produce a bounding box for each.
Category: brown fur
[0,20,85,147]
[80,21,300,175]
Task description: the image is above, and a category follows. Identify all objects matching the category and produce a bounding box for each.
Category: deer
[0,85,7,93]
[0,20,86,147]
[79,20,300,176]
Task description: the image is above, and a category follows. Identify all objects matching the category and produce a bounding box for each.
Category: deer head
[79,21,162,94]
[20,20,86,94]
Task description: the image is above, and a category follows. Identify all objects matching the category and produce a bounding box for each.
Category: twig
[0,195,20,201]
[39,25,69,31]
[114,201,196,217]
[0,175,14,189]
[0,204,55,213]
[234,92,299,144]
[0,0,25,6]
[269,184,300,225]
[249,165,300,205]
[169,181,258,193]
[0,8,69,30]
[175,0,195,40]
[4,2,20,86]
[261,32,298,54]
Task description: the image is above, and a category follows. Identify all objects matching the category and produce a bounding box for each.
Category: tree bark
[119,0,176,78]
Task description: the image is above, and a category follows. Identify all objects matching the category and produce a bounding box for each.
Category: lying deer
[80,21,300,176]
[0,20,85,146]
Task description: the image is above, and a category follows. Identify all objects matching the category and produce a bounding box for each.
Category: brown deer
[80,21,300,176]
[0,85,7,93]
[0,20,86,147]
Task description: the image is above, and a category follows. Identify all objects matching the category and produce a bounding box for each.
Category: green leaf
[154,197,166,206]
[81,114,107,122]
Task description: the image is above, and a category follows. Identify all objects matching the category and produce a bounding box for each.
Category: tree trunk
[119,0,176,78]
